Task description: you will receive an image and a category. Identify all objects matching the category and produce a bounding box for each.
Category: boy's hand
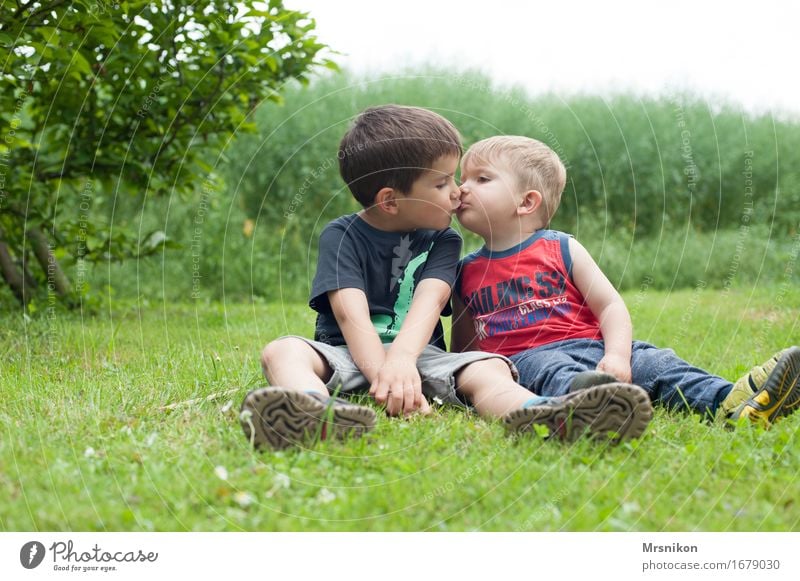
[597,353,632,384]
[370,355,430,416]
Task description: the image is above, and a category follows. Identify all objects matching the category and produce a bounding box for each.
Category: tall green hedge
[18,69,795,307]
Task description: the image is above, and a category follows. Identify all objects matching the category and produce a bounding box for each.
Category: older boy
[240,107,653,450]
[452,135,800,425]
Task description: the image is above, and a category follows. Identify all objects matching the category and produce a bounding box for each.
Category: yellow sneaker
[728,346,800,427]
[719,348,790,417]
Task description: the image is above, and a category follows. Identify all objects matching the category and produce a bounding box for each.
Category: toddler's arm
[569,238,633,382]
[451,293,478,352]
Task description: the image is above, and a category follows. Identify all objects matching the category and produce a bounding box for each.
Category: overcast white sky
[285,0,800,117]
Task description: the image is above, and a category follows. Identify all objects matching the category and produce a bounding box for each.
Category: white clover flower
[234,491,255,508]
[273,472,290,489]
[265,472,291,498]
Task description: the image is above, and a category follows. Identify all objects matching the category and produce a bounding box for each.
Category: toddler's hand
[597,353,632,384]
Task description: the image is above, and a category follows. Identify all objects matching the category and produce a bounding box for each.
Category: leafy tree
[0,0,332,308]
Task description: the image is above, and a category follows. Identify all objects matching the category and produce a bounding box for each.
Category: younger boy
[452,135,800,425]
[240,107,654,450]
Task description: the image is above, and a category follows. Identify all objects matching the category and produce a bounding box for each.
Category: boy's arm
[451,292,479,352]
[328,288,387,385]
[568,238,633,382]
[329,282,442,418]
[369,228,460,415]
[372,278,453,415]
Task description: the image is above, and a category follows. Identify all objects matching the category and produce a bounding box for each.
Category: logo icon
[20,541,46,569]
[390,235,413,291]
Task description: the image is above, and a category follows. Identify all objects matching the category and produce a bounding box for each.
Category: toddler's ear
[517,190,543,216]
[374,187,399,215]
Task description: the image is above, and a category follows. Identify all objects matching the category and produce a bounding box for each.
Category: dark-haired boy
[240,106,653,450]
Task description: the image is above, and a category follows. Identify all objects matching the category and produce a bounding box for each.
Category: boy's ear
[517,190,543,216]
[374,187,399,215]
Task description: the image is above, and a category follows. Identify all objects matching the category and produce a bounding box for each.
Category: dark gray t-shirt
[309,214,462,349]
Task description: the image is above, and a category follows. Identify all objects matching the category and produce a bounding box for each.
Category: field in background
[6,70,798,311]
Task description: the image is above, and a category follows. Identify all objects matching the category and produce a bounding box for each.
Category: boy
[452,135,800,425]
[239,106,653,450]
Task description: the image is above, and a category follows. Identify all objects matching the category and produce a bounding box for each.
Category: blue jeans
[509,339,733,416]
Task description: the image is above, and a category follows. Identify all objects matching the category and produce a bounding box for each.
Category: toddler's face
[457,157,522,237]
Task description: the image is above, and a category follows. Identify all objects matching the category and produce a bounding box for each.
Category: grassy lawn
[1,286,799,531]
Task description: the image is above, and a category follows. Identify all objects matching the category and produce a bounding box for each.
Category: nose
[449,179,461,198]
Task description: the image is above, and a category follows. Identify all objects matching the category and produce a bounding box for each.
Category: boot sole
[505,383,653,443]
[240,387,376,450]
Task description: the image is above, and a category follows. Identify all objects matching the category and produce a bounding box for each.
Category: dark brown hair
[338,105,462,207]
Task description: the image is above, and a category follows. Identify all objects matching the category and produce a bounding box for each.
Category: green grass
[1,287,799,531]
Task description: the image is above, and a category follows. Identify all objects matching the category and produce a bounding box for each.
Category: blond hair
[462,135,566,224]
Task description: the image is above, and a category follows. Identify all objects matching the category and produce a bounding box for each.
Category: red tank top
[456,230,601,356]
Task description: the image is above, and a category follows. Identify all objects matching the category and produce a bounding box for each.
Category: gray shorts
[284,336,518,407]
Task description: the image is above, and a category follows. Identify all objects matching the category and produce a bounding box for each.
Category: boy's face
[457,157,522,237]
[395,154,461,230]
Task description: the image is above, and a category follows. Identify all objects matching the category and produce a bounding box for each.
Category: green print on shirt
[371,243,433,343]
